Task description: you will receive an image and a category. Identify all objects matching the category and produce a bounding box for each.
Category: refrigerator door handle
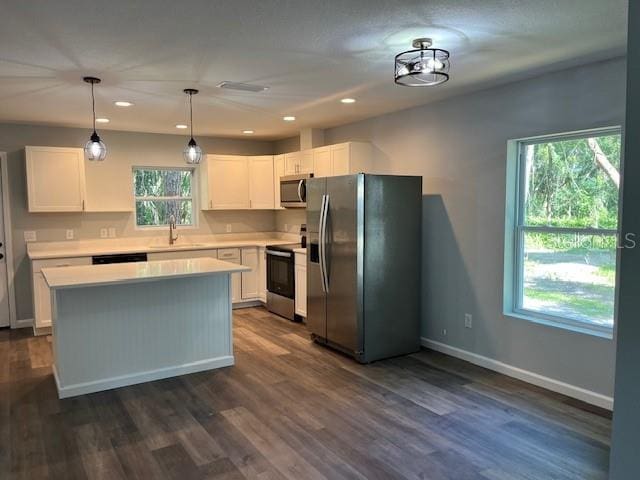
[320,194,330,293]
[318,194,326,293]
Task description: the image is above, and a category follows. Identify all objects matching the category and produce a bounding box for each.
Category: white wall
[322,58,626,398]
[0,123,275,320]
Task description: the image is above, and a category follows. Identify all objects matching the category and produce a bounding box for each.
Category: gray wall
[0,124,275,320]
[610,2,638,477]
[322,58,626,397]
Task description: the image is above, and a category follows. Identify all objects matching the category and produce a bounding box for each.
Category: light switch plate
[100,228,108,238]
[108,227,116,238]
[66,229,74,240]
[226,224,232,233]
[24,230,37,242]
[464,313,473,329]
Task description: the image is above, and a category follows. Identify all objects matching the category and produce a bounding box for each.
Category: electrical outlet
[108,227,116,238]
[465,313,473,329]
[226,224,232,233]
[66,229,74,240]
[24,230,37,242]
[284,223,289,232]
[100,228,108,238]
[442,328,447,336]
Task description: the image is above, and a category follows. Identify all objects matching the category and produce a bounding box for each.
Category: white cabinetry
[25,146,86,212]
[284,151,313,175]
[240,247,259,299]
[295,251,307,318]
[201,155,250,210]
[248,156,275,209]
[312,142,372,178]
[31,256,92,333]
[146,249,218,261]
[258,247,267,302]
[273,155,286,210]
[218,248,242,302]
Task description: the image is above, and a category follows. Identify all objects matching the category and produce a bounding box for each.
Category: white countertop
[42,257,250,289]
[27,233,300,260]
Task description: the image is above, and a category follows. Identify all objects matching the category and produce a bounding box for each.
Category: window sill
[504,310,614,340]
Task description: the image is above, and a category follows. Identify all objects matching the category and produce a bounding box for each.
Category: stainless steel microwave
[280,174,313,208]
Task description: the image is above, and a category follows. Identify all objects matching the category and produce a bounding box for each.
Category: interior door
[0,163,9,327]
[305,177,327,339]
[325,175,360,352]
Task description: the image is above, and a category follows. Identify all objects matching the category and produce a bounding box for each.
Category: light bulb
[189,147,196,161]
[425,58,444,71]
[91,142,101,157]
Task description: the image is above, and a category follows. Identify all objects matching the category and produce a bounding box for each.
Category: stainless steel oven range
[265,243,302,321]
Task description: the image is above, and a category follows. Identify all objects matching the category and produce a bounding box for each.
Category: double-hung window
[507,128,622,335]
[133,167,195,227]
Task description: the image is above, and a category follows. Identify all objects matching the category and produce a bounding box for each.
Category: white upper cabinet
[312,142,373,178]
[25,146,86,212]
[300,150,314,173]
[312,147,332,178]
[273,154,286,210]
[284,151,301,175]
[248,156,275,209]
[202,155,250,210]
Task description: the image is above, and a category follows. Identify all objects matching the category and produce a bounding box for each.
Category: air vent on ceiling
[217,81,269,93]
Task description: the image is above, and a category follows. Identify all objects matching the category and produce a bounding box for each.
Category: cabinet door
[313,147,332,178]
[273,155,286,210]
[295,262,307,317]
[208,155,250,209]
[26,146,85,212]
[248,156,275,209]
[331,143,350,176]
[241,247,259,300]
[258,247,267,302]
[146,249,218,261]
[33,272,52,329]
[284,152,301,175]
[300,150,314,174]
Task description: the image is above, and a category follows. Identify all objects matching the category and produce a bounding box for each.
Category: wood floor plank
[2,307,611,480]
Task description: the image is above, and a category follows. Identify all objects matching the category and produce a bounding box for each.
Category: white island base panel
[51,274,233,398]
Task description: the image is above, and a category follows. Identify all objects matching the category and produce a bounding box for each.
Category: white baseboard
[421,338,613,410]
[13,318,34,329]
[53,355,235,399]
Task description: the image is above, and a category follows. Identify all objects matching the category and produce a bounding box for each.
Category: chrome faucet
[168,214,179,245]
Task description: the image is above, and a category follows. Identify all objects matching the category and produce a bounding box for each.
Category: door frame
[0,152,17,328]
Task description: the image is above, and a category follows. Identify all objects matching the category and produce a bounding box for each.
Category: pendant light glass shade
[182,88,203,164]
[83,76,107,161]
[395,38,450,87]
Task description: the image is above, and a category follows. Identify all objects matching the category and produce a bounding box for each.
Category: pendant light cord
[90,81,96,133]
[189,92,194,140]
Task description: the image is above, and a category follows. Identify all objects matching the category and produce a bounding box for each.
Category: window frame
[505,126,622,338]
[132,166,197,229]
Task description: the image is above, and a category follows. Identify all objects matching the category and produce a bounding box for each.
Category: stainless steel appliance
[280,174,313,208]
[307,174,422,363]
[266,243,301,321]
[92,252,148,264]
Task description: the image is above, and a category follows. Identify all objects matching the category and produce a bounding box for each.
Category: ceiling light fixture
[242,130,255,134]
[82,76,107,161]
[114,101,133,107]
[283,116,296,122]
[182,88,203,164]
[175,124,188,129]
[394,38,450,87]
[340,98,356,104]
[95,117,110,123]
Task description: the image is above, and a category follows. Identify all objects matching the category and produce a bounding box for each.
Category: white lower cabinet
[218,248,242,303]
[241,247,259,300]
[146,249,218,261]
[258,247,267,302]
[295,252,307,318]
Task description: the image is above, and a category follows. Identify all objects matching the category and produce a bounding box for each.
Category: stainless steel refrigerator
[306,174,422,363]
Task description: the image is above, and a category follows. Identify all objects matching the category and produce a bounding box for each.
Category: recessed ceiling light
[283,116,296,122]
[175,124,188,129]
[95,117,110,123]
[242,130,255,134]
[114,101,133,107]
[340,98,356,104]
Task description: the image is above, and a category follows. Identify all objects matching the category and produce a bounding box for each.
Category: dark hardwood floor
[0,307,611,479]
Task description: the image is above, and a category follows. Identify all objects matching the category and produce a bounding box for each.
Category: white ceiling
[0,0,628,140]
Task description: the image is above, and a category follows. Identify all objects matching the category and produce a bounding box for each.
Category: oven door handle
[266,250,292,258]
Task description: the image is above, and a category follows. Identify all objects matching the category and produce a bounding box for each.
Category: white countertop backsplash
[28,232,300,260]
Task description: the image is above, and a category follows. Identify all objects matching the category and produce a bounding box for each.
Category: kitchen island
[42,257,249,398]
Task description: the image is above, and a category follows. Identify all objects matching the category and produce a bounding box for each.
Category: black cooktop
[265,243,302,253]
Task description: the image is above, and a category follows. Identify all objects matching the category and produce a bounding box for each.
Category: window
[507,128,622,334]
[133,167,195,227]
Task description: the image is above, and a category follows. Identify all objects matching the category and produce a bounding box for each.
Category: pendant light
[82,76,107,161]
[183,88,203,164]
[394,38,450,87]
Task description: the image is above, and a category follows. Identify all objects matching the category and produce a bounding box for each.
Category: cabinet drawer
[32,256,91,273]
[295,252,307,267]
[218,248,241,261]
